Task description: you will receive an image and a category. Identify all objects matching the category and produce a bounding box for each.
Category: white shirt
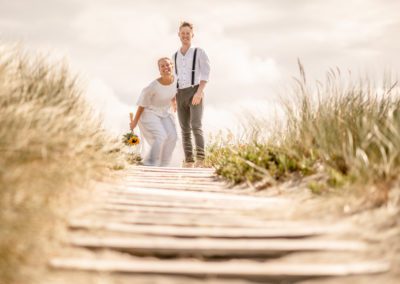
[173,47,210,89]
[136,77,177,117]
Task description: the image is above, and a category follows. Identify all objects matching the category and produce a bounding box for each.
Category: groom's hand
[192,91,203,105]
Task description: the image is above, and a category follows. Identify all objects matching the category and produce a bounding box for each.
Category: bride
[130,57,178,167]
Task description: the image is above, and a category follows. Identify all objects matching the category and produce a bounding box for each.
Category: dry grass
[0,45,125,284]
[283,62,400,185]
[207,61,400,208]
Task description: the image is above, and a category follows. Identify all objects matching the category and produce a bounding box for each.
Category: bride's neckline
[157,76,174,86]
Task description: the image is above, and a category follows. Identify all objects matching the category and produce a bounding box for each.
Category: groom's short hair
[179,21,193,30]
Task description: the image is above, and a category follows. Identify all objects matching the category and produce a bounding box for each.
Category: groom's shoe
[194,160,206,168]
[182,161,194,168]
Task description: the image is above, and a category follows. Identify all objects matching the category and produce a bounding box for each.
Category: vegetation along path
[49,166,394,283]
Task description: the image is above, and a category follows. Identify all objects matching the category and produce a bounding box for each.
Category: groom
[173,21,210,168]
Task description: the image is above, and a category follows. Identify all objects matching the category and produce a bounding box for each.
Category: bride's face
[158,59,173,76]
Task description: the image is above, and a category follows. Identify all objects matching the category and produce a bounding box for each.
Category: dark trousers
[176,85,205,162]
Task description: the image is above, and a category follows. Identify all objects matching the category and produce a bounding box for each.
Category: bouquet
[123,113,140,146]
[122,131,140,146]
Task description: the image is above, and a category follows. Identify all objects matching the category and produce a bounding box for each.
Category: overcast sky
[1,0,399,138]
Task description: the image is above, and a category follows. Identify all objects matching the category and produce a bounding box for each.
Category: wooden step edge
[68,220,339,239]
[49,257,390,280]
[68,236,369,257]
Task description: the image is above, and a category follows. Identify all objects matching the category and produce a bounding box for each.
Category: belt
[178,84,199,92]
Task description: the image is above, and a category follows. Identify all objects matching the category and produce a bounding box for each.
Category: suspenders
[174,52,179,88]
[191,48,198,86]
[174,48,197,89]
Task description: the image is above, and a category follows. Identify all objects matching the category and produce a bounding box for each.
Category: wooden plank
[71,212,326,228]
[124,173,217,179]
[119,181,230,192]
[101,189,266,205]
[50,258,390,280]
[102,186,289,205]
[69,236,368,257]
[96,184,241,198]
[102,198,273,211]
[101,191,247,205]
[124,174,217,179]
[81,212,275,228]
[69,220,338,238]
[132,166,215,172]
[102,190,231,202]
[100,204,242,215]
[122,175,220,182]
[121,178,226,186]
[126,169,215,175]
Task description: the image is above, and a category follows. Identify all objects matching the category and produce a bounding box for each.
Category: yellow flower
[123,131,140,146]
[128,135,140,145]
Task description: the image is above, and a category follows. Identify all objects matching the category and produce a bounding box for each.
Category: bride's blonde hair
[157,57,173,67]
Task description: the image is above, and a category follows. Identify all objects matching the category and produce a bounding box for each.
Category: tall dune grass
[0,46,123,284]
[207,62,400,204]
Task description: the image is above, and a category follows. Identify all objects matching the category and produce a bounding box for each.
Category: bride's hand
[130,121,137,130]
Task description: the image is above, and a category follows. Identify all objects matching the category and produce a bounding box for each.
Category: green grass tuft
[207,61,400,205]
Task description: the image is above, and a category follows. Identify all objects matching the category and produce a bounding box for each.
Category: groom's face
[178,26,193,45]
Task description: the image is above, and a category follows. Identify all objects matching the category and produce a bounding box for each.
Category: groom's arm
[192,48,210,105]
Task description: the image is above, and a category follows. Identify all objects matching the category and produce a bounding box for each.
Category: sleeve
[198,48,210,82]
[136,81,155,107]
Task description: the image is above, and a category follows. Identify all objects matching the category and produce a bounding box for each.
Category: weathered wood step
[50,257,390,281]
[103,186,289,205]
[123,176,221,182]
[69,220,340,238]
[124,172,215,178]
[102,198,274,211]
[125,170,216,177]
[125,170,217,174]
[121,178,226,187]
[132,166,215,172]
[119,181,232,192]
[69,235,368,257]
[100,204,246,215]
[80,212,278,228]
[102,191,252,205]
[103,189,263,205]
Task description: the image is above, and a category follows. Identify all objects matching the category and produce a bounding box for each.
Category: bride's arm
[130,106,144,130]
[171,96,177,112]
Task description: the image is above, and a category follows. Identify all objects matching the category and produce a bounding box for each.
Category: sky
[1,0,399,163]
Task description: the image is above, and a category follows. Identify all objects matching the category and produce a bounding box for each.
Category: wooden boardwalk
[50,166,391,283]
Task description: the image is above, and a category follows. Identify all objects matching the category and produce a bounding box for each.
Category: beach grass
[0,45,125,284]
[206,61,400,206]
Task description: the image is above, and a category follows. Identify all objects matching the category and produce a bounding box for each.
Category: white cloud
[1,0,399,138]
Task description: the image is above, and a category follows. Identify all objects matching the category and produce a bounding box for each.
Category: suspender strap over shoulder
[191,48,197,87]
[174,52,179,89]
